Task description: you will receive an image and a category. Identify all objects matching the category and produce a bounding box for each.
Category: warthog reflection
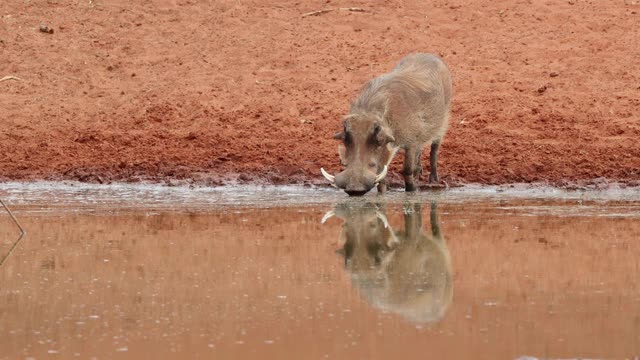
[323,201,452,324]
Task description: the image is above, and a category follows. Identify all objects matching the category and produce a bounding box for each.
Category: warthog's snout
[335,171,374,197]
[321,166,388,197]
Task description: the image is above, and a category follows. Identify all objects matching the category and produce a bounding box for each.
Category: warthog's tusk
[375,210,390,229]
[321,210,336,224]
[374,165,388,183]
[320,168,335,183]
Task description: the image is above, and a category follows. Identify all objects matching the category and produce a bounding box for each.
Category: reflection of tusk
[374,165,388,183]
[320,168,335,183]
[375,210,390,229]
[321,210,336,224]
[386,231,400,249]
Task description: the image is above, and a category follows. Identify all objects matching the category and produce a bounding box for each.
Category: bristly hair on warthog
[321,53,452,196]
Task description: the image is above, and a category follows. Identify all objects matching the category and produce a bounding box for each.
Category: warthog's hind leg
[429,140,441,184]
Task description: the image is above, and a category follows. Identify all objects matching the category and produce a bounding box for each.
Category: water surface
[1,183,639,359]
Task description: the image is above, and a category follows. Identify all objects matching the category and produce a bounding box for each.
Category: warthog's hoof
[405,183,418,192]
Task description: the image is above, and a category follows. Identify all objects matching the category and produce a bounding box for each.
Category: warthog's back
[351,53,452,146]
[394,54,452,108]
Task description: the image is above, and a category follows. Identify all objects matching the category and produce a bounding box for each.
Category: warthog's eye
[368,162,377,169]
[370,124,385,147]
[371,137,385,147]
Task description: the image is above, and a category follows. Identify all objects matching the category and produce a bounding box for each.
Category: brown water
[1,184,640,359]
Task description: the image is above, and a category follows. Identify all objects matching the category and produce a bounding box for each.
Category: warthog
[321,53,452,196]
[322,201,452,324]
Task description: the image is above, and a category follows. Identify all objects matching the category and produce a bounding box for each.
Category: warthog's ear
[338,144,347,165]
[374,125,395,145]
[333,131,345,140]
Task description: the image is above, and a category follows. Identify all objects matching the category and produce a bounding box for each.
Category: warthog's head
[321,114,397,196]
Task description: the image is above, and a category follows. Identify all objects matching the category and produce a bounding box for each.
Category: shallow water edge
[0,181,640,213]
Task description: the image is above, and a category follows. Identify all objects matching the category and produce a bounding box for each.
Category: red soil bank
[1,0,639,187]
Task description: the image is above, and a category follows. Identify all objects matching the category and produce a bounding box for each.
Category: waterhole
[1,183,639,359]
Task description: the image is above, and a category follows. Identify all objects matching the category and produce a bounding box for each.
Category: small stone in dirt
[39,24,54,34]
[185,132,197,140]
[549,72,559,77]
[537,85,548,94]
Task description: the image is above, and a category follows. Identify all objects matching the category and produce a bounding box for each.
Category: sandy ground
[1,0,639,187]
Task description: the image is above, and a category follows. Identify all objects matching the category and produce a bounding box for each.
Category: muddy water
[1,185,640,359]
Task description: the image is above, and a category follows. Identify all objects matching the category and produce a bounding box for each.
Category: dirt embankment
[1,0,639,187]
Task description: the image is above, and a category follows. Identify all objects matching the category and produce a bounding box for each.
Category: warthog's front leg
[414,147,424,178]
[377,180,387,194]
[403,147,422,192]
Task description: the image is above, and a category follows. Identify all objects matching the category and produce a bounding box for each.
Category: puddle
[1,183,640,359]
